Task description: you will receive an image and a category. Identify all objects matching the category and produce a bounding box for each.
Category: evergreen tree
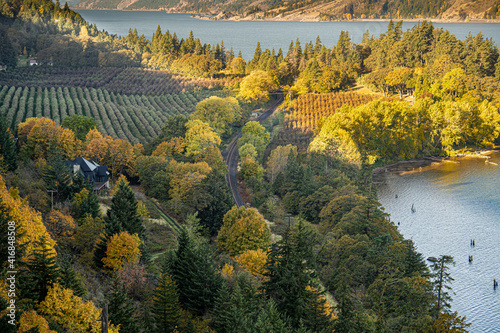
[0,115,17,172]
[59,257,86,297]
[42,150,73,202]
[22,236,59,303]
[152,273,180,333]
[169,229,222,316]
[253,299,291,333]
[431,255,455,317]
[106,180,144,238]
[262,220,332,331]
[197,171,233,235]
[107,278,139,333]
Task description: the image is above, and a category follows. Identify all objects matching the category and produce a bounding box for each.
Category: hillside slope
[73,0,500,21]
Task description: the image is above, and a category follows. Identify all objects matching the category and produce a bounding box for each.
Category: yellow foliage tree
[18,117,79,160]
[168,160,212,212]
[102,231,141,271]
[152,137,186,158]
[19,310,56,333]
[238,70,277,103]
[111,174,129,196]
[236,248,268,278]
[184,119,221,161]
[217,206,271,256]
[38,283,119,333]
[0,175,55,259]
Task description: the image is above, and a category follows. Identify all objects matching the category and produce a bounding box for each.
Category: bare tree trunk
[101,303,108,333]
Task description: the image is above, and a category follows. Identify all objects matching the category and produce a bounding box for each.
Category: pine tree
[42,149,73,202]
[107,278,139,333]
[22,236,59,303]
[59,257,86,297]
[170,229,222,316]
[0,115,17,172]
[253,299,291,333]
[106,180,144,238]
[197,171,233,235]
[262,220,333,332]
[431,255,455,317]
[152,273,180,333]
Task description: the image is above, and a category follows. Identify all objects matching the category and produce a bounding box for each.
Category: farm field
[285,91,385,132]
[0,68,233,144]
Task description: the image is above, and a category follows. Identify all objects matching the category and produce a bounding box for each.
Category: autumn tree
[18,117,78,161]
[266,145,297,183]
[184,119,221,159]
[168,160,212,213]
[44,210,77,244]
[238,70,277,103]
[102,231,142,271]
[193,96,242,135]
[18,310,55,333]
[39,283,119,333]
[217,206,271,256]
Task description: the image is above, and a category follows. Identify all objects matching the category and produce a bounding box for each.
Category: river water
[76,10,500,60]
[75,10,500,331]
[377,154,500,332]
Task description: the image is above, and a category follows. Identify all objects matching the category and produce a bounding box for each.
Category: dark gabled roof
[96,166,109,177]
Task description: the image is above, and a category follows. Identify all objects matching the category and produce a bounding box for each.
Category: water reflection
[378,153,500,332]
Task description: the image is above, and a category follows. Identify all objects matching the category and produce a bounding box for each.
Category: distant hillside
[73,0,500,21]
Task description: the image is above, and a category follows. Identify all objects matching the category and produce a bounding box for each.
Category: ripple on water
[378,154,500,333]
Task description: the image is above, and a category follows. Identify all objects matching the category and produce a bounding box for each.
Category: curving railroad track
[223,94,284,207]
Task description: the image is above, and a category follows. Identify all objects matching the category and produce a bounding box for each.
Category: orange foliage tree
[102,231,141,271]
[44,210,77,243]
[18,117,79,161]
[168,160,212,212]
[18,310,56,333]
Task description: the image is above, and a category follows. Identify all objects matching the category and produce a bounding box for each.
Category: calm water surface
[76,10,500,59]
[378,154,500,332]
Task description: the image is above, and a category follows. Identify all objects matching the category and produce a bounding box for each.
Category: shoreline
[71,8,500,24]
[372,149,499,179]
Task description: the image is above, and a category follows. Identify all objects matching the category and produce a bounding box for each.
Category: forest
[1,0,500,332]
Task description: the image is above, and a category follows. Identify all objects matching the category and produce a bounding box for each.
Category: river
[377,154,500,332]
[75,10,500,331]
[76,10,500,60]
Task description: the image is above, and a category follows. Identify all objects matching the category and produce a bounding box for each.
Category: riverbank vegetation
[1,1,497,332]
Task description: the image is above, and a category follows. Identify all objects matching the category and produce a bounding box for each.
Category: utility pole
[101,303,108,333]
[47,190,57,210]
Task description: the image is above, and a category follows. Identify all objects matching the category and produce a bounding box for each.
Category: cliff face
[72,0,500,22]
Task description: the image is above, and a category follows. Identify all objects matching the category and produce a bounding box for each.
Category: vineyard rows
[0,67,240,96]
[285,92,383,132]
[0,85,222,144]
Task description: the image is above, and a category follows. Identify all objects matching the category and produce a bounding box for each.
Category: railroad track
[223,94,284,207]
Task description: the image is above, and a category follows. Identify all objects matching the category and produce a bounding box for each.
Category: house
[29,60,38,66]
[0,66,6,71]
[65,157,110,191]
